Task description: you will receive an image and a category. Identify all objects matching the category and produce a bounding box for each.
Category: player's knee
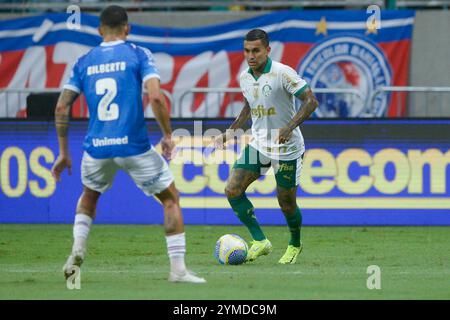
[166,187,179,203]
[225,186,243,199]
[77,189,100,216]
[161,192,179,209]
[170,187,180,204]
[158,184,180,207]
[280,203,297,215]
[162,198,177,211]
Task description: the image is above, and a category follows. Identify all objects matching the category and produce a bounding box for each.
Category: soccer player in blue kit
[51,5,206,284]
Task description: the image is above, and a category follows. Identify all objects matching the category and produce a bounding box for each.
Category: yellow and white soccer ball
[214,234,248,265]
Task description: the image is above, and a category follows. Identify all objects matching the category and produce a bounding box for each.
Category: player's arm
[229,98,251,130]
[51,89,79,181]
[276,87,318,144]
[145,77,175,160]
[215,99,251,149]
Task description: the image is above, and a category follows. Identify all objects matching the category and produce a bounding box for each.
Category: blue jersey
[64,40,159,159]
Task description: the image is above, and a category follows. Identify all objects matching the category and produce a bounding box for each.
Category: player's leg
[63,186,101,278]
[155,182,183,235]
[154,183,186,275]
[226,145,272,261]
[225,168,265,240]
[125,148,205,283]
[276,185,303,264]
[275,157,304,264]
[63,152,117,278]
[154,183,205,283]
[73,186,101,252]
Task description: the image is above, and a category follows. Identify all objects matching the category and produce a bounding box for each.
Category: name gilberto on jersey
[87,61,126,76]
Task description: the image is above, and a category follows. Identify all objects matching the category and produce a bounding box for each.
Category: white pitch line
[1,268,448,276]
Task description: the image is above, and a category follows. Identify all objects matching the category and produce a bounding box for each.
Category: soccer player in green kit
[215,29,318,264]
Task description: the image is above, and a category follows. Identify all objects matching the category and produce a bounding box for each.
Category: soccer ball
[214,234,248,265]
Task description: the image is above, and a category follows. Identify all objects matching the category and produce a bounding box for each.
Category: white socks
[72,215,187,275]
[165,232,187,274]
[72,213,93,253]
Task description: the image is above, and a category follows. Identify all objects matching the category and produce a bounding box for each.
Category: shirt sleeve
[239,72,249,101]
[281,66,308,98]
[63,60,82,94]
[137,46,160,83]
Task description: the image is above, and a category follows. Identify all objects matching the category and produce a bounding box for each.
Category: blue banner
[0,120,449,225]
[0,10,415,118]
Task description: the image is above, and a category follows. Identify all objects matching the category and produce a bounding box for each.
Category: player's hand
[161,135,176,160]
[51,154,72,182]
[214,131,235,150]
[275,127,293,144]
[214,133,227,150]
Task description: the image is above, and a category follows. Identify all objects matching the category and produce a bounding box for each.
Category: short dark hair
[245,29,269,47]
[100,5,128,29]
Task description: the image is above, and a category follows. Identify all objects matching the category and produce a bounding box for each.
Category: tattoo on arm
[287,88,318,131]
[56,116,69,137]
[150,94,172,137]
[55,89,78,137]
[230,99,251,130]
[145,78,172,137]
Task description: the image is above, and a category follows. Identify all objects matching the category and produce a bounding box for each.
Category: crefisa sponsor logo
[297,34,392,117]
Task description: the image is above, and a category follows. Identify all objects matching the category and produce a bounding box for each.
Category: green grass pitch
[0,224,448,299]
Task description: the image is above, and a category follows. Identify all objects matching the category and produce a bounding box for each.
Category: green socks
[228,194,302,246]
[227,194,266,241]
[284,207,302,247]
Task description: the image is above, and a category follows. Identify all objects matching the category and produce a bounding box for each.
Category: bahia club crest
[298,34,392,117]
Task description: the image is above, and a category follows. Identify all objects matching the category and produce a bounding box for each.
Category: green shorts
[233,145,303,189]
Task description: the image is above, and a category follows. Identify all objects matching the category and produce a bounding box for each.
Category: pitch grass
[0,225,449,300]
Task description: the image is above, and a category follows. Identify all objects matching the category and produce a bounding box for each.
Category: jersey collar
[100,40,125,47]
[248,57,272,81]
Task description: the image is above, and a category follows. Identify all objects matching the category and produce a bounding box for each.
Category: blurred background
[0,0,449,119]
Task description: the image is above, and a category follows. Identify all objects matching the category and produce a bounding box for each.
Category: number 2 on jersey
[96,78,119,121]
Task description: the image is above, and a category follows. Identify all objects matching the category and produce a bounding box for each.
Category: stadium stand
[0,1,449,117]
[26,92,59,120]
[0,0,449,13]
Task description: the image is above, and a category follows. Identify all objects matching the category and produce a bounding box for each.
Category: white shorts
[81,148,174,196]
